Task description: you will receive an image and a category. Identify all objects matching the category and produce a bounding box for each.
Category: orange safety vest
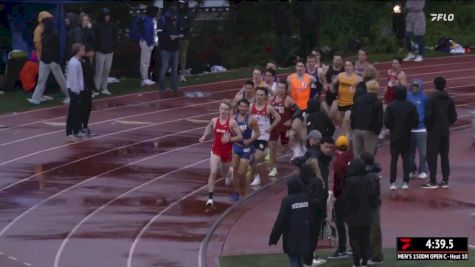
[289,73,312,110]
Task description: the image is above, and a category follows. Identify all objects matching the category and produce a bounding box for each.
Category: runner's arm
[268,106,281,132]
[199,119,215,143]
[398,71,408,87]
[245,118,261,146]
[229,119,243,143]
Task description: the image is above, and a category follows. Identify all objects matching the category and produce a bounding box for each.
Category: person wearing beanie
[341,158,377,267]
[329,135,354,260]
[384,86,419,190]
[351,80,383,157]
[422,76,457,189]
[407,78,429,179]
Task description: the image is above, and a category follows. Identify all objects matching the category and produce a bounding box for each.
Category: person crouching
[66,43,85,141]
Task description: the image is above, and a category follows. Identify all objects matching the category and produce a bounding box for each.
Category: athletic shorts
[232,143,254,160]
[338,105,353,112]
[253,140,268,151]
[211,144,232,163]
[384,86,395,104]
[270,127,290,145]
[325,91,337,106]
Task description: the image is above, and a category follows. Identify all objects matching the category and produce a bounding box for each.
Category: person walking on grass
[65,43,86,142]
[407,78,429,179]
[269,178,310,267]
[422,76,457,189]
[384,86,419,190]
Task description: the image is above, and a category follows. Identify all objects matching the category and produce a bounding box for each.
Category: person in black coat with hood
[70,13,96,53]
[65,12,79,61]
[269,178,310,267]
[384,86,419,190]
[341,158,377,267]
[298,162,327,266]
[306,98,335,138]
[79,45,96,137]
[422,76,457,189]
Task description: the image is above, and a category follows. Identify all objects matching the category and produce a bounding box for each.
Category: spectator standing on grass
[64,12,79,64]
[65,43,85,142]
[269,178,310,267]
[341,158,377,267]
[328,136,353,261]
[71,13,96,54]
[384,86,419,190]
[422,76,457,189]
[139,5,159,87]
[407,78,429,179]
[157,5,183,96]
[28,16,70,105]
[360,152,384,265]
[177,0,194,82]
[94,8,118,96]
[351,80,383,157]
[403,0,426,62]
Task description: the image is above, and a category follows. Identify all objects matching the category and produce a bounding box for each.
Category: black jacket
[353,81,367,102]
[71,25,96,52]
[365,162,382,206]
[425,90,457,136]
[351,92,383,134]
[299,165,326,222]
[178,7,193,39]
[95,10,118,53]
[65,13,79,58]
[306,99,335,137]
[269,178,310,255]
[342,159,377,226]
[80,56,95,93]
[41,17,60,64]
[291,145,332,191]
[158,10,182,51]
[384,87,419,149]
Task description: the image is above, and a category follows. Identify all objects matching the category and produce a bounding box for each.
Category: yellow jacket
[33,11,53,60]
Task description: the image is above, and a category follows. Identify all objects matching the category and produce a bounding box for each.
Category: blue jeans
[159,50,179,92]
[405,32,424,56]
[288,255,304,267]
[410,131,428,174]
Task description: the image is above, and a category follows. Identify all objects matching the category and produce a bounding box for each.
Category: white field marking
[24,263,32,267]
[54,158,211,267]
[0,98,220,153]
[8,256,17,261]
[2,53,474,120]
[127,177,221,267]
[0,251,3,255]
[0,113,214,192]
[114,120,155,126]
[0,86,237,146]
[376,60,475,73]
[0,86,240,132]
[379,67,475,81]
[42,122,66,127]
[0,133,208,238]
[469,244,475,249]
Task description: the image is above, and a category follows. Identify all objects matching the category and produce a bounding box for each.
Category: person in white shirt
[66,43,86,142]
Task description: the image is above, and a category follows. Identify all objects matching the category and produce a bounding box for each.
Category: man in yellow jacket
[33,11,52,60]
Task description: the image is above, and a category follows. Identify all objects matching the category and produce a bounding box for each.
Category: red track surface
[0,55,474,267]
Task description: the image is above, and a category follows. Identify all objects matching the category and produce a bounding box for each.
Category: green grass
[0,49,461,115]
[220,249,474,267]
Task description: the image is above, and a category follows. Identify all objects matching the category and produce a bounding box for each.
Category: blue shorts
[232,143,254,160]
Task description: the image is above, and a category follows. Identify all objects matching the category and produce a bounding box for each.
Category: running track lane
[0,54,474,266]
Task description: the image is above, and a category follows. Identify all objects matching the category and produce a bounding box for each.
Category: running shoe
[312,257,327,265]
[417,172,428,179]
[414,55,423,62]
[401,182,409,190]
[206,198,214,207]
[62,97,70,105]
[390,183,397,191]
[27,98,41,105]
[101,89,112,95]
[403,53,416,61]
[439,180,449,189]
[41,95,54,101]
[268,167,278,177]
[421,183,438,189]
[328,250,348,259]
[250,174,261,186]
[367,259,384,265]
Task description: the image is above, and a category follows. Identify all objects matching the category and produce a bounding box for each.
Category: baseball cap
[307,130,322,141]
[335,136,349,148]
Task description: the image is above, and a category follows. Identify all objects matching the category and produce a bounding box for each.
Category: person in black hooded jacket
[422,76,457,189]
[306,98,335,138]
[79,45,96,137]
[269,178,310,267]
[341,158,377,267]
[65,12,79,61]
[384,86,419,190]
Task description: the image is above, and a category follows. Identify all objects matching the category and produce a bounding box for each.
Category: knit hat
[307,130,322,141]
[335,135,349,149]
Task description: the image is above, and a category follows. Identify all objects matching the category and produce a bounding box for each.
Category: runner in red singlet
[199,100,243,208]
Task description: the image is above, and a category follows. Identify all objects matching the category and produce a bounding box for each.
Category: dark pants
[427,133,450,184]
[390,142,411,183]
[288,255,304,267]
[159,50,179,92]
[304,218,323,265]
[405,32,424,56]
[66,90,82,136]
[80,90,92,130]
[410,131,428,174]
[334,198,347,253]
[348,225,370,266]
[368,207,383,262]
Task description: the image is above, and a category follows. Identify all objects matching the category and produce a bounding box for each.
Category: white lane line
[126,177,221,267]
[9,256,17,261]
[24,263,32,267]
[114,120,155,126]
[54,158,211,267]
[0,251,3,255]
[379,67,475,81]
[0,86,239,132]
[42,122,66,127]
[0,131,207,238]
[0,113,213,192]
[376,60,475,73]
[469,244,475,249]
[0,87,235,147]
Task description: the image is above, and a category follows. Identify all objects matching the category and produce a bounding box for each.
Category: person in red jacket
[329,135,354,260]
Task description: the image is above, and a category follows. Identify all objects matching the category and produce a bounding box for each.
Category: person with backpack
[131,5,159,87]
[94,8,118,96]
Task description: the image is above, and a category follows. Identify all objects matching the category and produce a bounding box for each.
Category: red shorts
[211,144,232,163]
[269,126,290,145]
[384,87,395,104]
